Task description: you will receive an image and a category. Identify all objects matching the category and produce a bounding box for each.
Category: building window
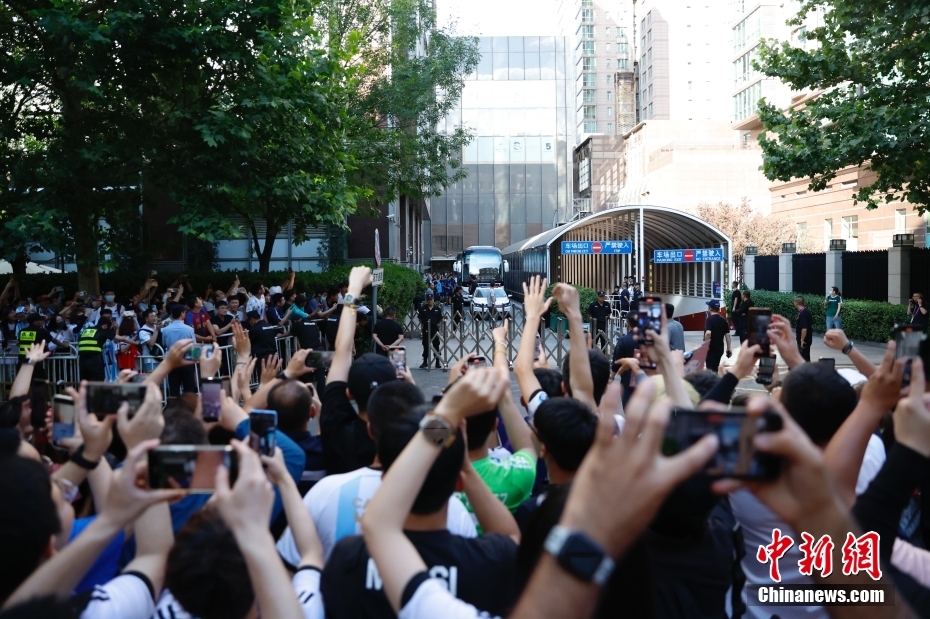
[618,42,628,54]
[647,11,652,24]
[608,122,614,133]
[581,8,594,22]
[606,43,611,52]
[618,58,628,69]
[648,66,653,79]
[582,57,596,71]
[648,84,653,97]
[583,105,596,120]
[581,41,595,54]
[582,89,596,103]
[606,59,611,69]
[797,222,807,238]
[583,121,597,133]
[925,215,930,248]
[648,102,654,116]
[647,47,653,61]
[824,219,833,247]
[688,80,692,90]
[647,29,652,42]
[607,106,613,116]
[581,25,594,39]
[606,74,612,84]
[842,215,858,239]
[606,90,612,101]
[582,72,596,86]
[896,208,907,232]
[641,18,645,30]
[606,27,611,36]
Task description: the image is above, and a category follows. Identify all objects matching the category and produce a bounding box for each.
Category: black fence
[912,248,930,296]
[755,255,779,291]
[842,250,888,302]
[792,253,826,295]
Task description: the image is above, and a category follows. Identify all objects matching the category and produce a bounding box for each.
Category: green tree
[756,1,930,213]
[322,0,479,205]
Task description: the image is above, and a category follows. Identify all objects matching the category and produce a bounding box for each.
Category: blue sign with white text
[561,241,633,255]
[653,248,725,264]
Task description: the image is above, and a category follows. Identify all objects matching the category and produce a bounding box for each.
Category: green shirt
[826,295,842,317]
[458,449,536,528]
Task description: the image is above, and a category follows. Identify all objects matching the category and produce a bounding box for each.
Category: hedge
[748,289,909,343]
[544,283,598,328]
[2,263,427,318]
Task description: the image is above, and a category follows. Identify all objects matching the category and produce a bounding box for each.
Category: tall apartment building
[730,2,794,124]
[634,0,737,122]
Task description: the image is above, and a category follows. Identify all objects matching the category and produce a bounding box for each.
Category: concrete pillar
[889,246,912,305]
[825,250,843,296]
[779,252,793,293]
[744,255,755,289]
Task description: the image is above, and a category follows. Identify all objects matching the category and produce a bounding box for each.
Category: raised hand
[231,321,251,358]
[24,341,51,365]
[522,275,552,320]
[894,357,930,457]
[260,354,282,385]
[214,440,275,535]
[117,383,165,451]
[822,329,849,351]
[551,283,581,318]
[199,342,222,378]
[66,381,115,461]
[435,367,510,427]
[99,439,183,529]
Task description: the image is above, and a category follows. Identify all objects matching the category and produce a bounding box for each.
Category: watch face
[344,294,355,306]
[421,417,451,445]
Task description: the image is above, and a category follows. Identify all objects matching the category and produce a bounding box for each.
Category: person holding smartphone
[909,292,929,327]
[794,295,813,362]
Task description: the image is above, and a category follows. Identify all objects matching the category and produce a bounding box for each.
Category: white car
[470,286,511,319]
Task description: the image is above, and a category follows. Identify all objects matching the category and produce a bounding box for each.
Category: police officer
[451,286,465,334]
[78,317,116,382]
[18,313,63,381]
[418,292,444,368]
[588,291,612,350]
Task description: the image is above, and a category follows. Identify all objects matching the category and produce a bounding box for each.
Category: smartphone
[468,356,488,369]
[894,325,927,387]
[663,408,783,480]
[249,409,277,456]
[148,446,238,493]
[201,377,223,422]
[79,291,87,298]
[747,307,772,357]
[304,350,335,369]
[636,296,663,345]
[534,335,541,361]
[131,373,149,383]
[818,357,836,369]
[633,347,657,370]
[52,395,76,443]
[55,286,64,293]
[221,377,232,398]
[389,346,407,372]
[150,270,157,277]
[756,355,776,385]
[85,382,147,419]
[183,344,207,362]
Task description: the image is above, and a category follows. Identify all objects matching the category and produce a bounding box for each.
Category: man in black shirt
[246,309,280,362]
[794,295,813,362]
[730,290,754,343]
[631,281,644,302]
[372,307,404,356]
[321,404,519,619]
[703,300,731,372]
[729,281,741,317]
[324,290,341,351]
[451,287,465,334]
[293,315,324,351]
[588,291,612,350]
[611,313,640,406]
[418,293,443,369]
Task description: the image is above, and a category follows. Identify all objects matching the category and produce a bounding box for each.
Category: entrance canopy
[502,205,732,316]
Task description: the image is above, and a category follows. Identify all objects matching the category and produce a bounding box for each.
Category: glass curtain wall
[430,36,573,257]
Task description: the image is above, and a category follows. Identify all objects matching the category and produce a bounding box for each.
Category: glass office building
[428,36,573,260]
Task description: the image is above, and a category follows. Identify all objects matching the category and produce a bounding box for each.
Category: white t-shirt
[399,577,500,619]
[276,467,476,565]
[138,326,157,355]
[246,296,265,316]
[731,438,884,619]
[82,573,155,619]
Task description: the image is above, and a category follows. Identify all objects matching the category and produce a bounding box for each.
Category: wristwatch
[418,413,456,448]
[343,293,359,308]
[842,341,854,355]
[544,525,615,586]
[72,445,100,470]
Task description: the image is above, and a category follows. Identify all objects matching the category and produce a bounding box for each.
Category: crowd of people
[1,266,929,619]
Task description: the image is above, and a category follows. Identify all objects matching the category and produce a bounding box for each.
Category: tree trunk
[247,212,280,274]
[10,251,27,275]
[72,211,101,295]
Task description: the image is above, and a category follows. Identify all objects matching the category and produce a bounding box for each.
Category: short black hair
[465,410,498,449]
[533,368,563,399]
[533,398,597,472]
[170,303,185,320]
[561,349,611,405]
[141,308,157,320]
[100,308,113,317]
[161,406,208,445]
[384,306,397,318]
[683,370,720,398]
[367,381,424,444]
[794,295,806,306]
[267,380,312,433]
[246,310,261,321]
[271,293,283,306]
[378,404,465,515]
[781,363,857,444]
[664,303,675,319]
[295,294,307,307]
[186,296,199,309]
[249,282,263,295]
[742,290,752,299]
[97,317,112,328]
[215,299,228,309]
[0,455,61,603]
[166,508,254,619]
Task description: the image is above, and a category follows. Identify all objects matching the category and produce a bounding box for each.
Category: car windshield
[473,288,487,298]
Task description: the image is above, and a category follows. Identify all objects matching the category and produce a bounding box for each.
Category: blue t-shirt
[70,517,126,593]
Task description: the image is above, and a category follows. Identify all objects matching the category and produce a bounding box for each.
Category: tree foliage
[696,199,807,263]
[756,0,930,213]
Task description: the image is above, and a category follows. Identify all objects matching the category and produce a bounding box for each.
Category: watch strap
[544,525,615,586]
[842,341,854,355]
[72,445,100,470]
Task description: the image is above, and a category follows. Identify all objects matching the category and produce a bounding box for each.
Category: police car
[470,286,511,320]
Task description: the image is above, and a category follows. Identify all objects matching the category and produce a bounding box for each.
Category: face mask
[105,295,115,302]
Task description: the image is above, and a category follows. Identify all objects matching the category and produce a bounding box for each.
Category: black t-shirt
[320,381,376,475]
[210,314,234,347]
[588,300,611,323]
[704,314,729,351]
[248,320,278,357]
[325,306,343,346]
[293,318,323,350]
[796,307,813,344]
[612,332,639,389]
[418,304,442,327]
[372,319,404,354]
[321,530,518,619]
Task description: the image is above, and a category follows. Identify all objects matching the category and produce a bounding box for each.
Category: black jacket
[731,299,754,331]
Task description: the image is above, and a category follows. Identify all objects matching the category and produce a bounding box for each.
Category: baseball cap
[597,290,606,296]
[706,299,721,309]
[348,353,399,412]
[268,286,283,295]
[425,291,434,298]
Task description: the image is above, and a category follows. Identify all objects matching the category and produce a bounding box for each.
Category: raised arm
[145,339,196,387]
[824,329,875,378]
[11,343,49,398]
[825,343,906,506]
[648,305,691,409]
[262,448,324,569]
[514,276,551,402]
[768,315,806,369]
[461,456,520,544]
[551,284,596,410]
[327,266,371,384]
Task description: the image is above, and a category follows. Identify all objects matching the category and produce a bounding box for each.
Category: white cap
[268,286,283,295]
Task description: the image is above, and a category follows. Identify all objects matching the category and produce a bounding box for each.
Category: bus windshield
[464,249,503,282]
